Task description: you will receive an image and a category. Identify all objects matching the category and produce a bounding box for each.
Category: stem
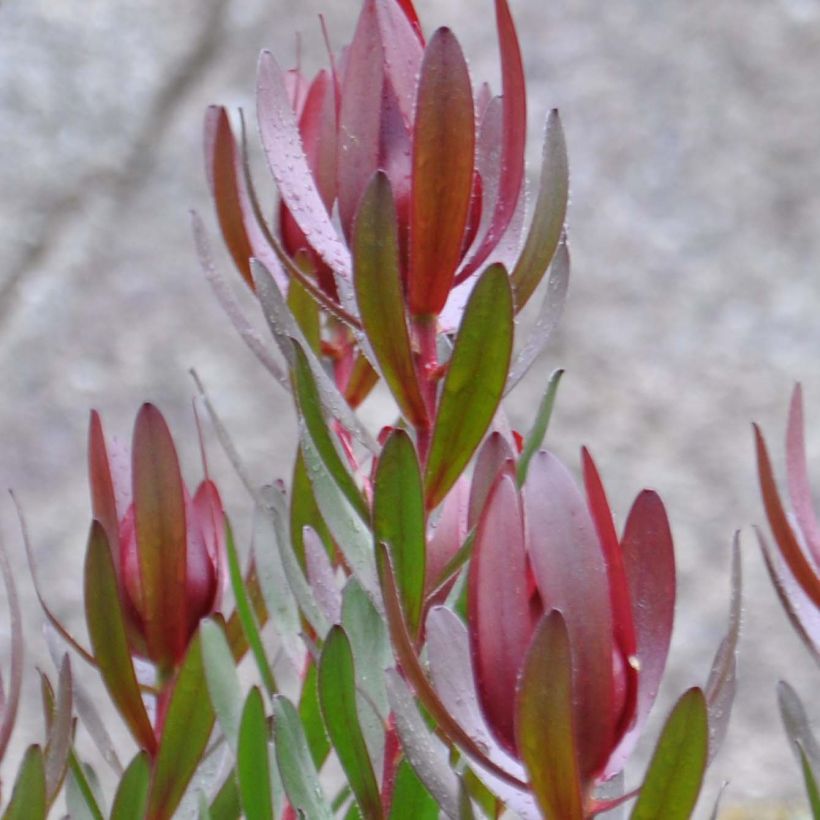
[380,714,403,815]
[413,316,439,464]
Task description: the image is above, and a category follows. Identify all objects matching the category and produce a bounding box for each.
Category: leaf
[385,668,460,818]
[44,655,72,804]
[510,110,569,310]
[0,537,23,763]
[288,272,322,354]
[305,525,342,624]
[3,745,46,820]
[256,51,352,279]
[704,535,741,762]
[778,680,820,775]
[147,635,215,819]
[374,543,526,790]
[516,368,564,486]
[630,688,708,820]
[83,521,156,754]
[468,432,515,530]
[353,172,428,427]
[374,429,426,636]
[515,611,584,820]
[272,696,334,820]
[299,660,331,770]
[291,448,333,570]
[468,467,534,752]
[786,383,820,565]
[505,240,570,392]
[524,450,615,778]
[224,519,277,696]
[132,403,189,669]
[425,264,514,509]
[110,752,150,820]
[201,618,243,752]
[457,0,526,280]
[65,757,105,820]
[408,27,476,317]
[300,425,382,607]
[319,627,383,819]
[238,687,274,820]
[388,761,438,820]
[291,340,369,521]
[799,742,820,819]
[754,423,820,607]
[210,771,242,820]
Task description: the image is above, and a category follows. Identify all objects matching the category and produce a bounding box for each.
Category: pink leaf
[468,432,515,531]
[787,384,820,566]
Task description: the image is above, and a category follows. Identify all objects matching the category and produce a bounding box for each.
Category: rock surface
[2,0,820,814]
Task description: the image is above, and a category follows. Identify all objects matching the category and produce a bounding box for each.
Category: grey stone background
[1,0,819,815]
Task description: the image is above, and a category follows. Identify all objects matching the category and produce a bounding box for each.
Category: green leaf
[516,368,563,487]
[209,771,242,820]
[424,264,514,509]
[65,757,105,820]
[83,521,156,755]
[630,688,708,820]
[147,635,215,819]
[110,751,150,820]
[291,449,333,570]
[388,760,438,820]
[201,618,243,752]
[3,745,46,820]
[132,403,189,669]
[373,429,426,636]
[287,267,321,354]
[514,611,583,820]
[272,696,334,820]
[319,627,383,819]
[799,742,820,819]
[43,655,72,806]
[291,339,369,521]
[353,172,428,428]
[299,660,331,770]
[238,687,274,820]
[224,518,277,696]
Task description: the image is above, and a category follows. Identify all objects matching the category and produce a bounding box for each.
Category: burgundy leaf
[468,467,536,753]
[408,27,476,317]
[755,424,820,607]
[468,432,515,531]
[786,384,820,566]
[425,477,469,601]
[524,450,615,781]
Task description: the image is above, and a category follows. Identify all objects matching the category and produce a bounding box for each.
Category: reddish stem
[380,714,403,814]
[413,316,439,465]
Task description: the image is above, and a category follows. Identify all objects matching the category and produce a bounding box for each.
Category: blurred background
[2,0,820,815]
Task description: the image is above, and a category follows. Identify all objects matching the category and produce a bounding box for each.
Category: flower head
[88,404,225,672]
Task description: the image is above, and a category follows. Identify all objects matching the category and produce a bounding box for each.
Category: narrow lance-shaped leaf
[630,688,708,820]
[132,403,188,669]
[786,383,820,565]
[0,536,23,764]
[83,521,156,755]
[374,429,426,636]
[754,424,820,607]
[516,368,564,487]
[778,680,820,775]
[388,761,438,820]
[425,264,514,509]
[514,611,584,820]
[510,110,569,310]
[238,687,274,820]
[291,339,369,521]
[798,742,820,819]
[299,660,331,770]
[146,635,215,819]
[200,618,243,752]
[353,172,428,428]
[4,745,46,820]
[44,655,73,805]
[272,696,335,820]
[319,627,383,819]
[110,752,150,820]
[408,27,476,317]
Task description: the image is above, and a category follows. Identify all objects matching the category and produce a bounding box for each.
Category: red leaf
[755,424,820,608]
[524,450,615,781]
[468,467,535,753]
[392,0,424,43]
[468,432,515,531]
[337,0,384,239]
[132,404,189,669]
[457,0,526,280]
[425,477,469,601]
[204,107,282,291]
[605,490,675,777]
[408,28,476,316]
[581,449,639,742]
[787,384,820,566]
[257,51,352,280]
